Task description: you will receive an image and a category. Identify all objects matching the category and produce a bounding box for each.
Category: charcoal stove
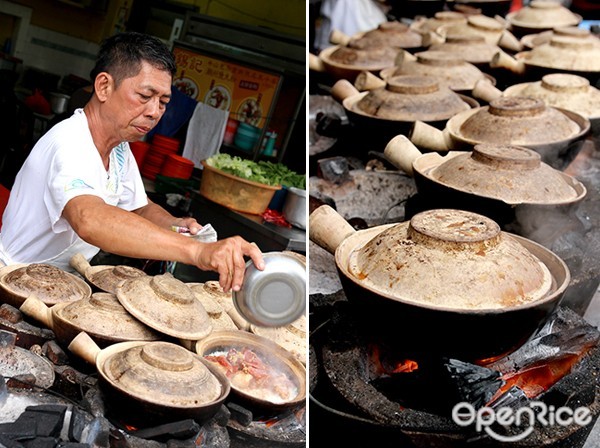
[309,297,600,448]
[0,304,306,448]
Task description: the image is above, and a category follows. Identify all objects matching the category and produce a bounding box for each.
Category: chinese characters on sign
[173,47,281,130]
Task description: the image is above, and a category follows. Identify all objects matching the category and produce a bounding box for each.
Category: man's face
[106,60,172,142]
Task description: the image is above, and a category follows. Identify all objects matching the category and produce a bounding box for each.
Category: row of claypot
[0,260,307,426]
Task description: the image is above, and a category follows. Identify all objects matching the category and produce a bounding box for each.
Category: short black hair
[90,32,176,87]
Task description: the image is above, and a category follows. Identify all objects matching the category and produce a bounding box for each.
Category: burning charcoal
[226,402,253,427]
[487,385,529,410]
[187,420,229,448]
[43,341,67,366]
[23,437,58,448]
[82,388,106,418]
[445,359,503,409]
[317,157,350,184]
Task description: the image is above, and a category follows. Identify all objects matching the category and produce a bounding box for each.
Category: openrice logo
[452,401,592,442]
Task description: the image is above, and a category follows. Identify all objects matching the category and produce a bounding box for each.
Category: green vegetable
[205,154,305,189]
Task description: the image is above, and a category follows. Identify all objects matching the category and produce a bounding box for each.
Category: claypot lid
[352,75,471,122]
[56,292,161,342]
[430,34,501,64]
[199,280,235,312]
[187,283,238,331]
[86,265,146,294]
[349,22,423,49]
[517,36,600,73]
[346,209,554,311]
[503,74,600,120]
[0,263,91,306]
[101,341,224,408]
[520,27,600,50]
[410,11,468,35]
[453,96,582,146]
[380,51,487,91]
[250,314,306,366]
[327,44,400,69]
[438,14,505,45]
[507,0,581,31]
[116,274,212,340]
[196,330,306,409]
[418,144,586,205]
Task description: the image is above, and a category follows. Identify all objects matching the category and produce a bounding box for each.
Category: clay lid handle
[410,120,450,152]
[490,50,526,75]
[68,331,100,365]
[70,253,91,277]
[354,71,386,91]
[19,295,54,330]
[498,30,523,53]
[384,135,423,177]
[331,79,359,102]
[227,308,251,332]
[421,31,445,47]
[329,29,351,46]
[309,52,325,72]
[309,205,356,255]
[472,79,503,103]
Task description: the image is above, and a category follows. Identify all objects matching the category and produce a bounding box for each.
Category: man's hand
[194,237,264,293]
[172,216,202,234]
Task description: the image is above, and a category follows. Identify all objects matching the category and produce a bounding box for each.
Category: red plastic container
[160,154,195,179]
[129,141,151,169]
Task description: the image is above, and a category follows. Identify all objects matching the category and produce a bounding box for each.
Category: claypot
[0,263,91,307]
[19,292,161,348]
[380,50,492,93]
[192,280,250,331]
[410,96,590,169]
[309,205,570,360]
[116,273,213,340]
[309,44,402,82]
[492,37,600,85]
[520,26,600,50]
[186,283,238,332]
[384,136,586,222]
[436,14,523,52]
[250,314,306,367]
[331,75,477,148]
[69,253,147,294]
[501,74,600,136]
[331,21,423,50]
[68,332,230,427]
[194,330,306,411]
[506,0,582,36]
[410,11,468,36]
[429,34,502,66]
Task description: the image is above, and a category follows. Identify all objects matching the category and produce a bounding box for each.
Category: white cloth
[183,102,229,169]
[315,0,388,52]
[0,109,148,271]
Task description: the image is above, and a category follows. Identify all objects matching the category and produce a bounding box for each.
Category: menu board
[172,46,281,130]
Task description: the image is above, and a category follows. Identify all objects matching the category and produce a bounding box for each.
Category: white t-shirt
[0,109,148,268]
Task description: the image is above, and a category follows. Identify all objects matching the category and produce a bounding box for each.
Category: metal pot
[282,187,307,230]
[309,205,570,360]
[48,92,70,115]
[68,332,230,427]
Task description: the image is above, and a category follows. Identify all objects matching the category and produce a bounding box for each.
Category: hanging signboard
[172,46,281,130]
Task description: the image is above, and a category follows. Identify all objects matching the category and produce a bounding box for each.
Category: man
[0,32,263,293]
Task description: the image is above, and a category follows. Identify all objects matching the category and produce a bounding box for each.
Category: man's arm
[132,197,202,234]
[63,195,263,292]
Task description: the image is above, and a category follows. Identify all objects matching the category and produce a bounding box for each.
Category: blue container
[268,186,288,211]
[234,122,260,151]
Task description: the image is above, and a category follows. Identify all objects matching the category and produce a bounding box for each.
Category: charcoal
[445,358,503,409]
[0,418,37,440]
[68,408,94,443]
[80,417,110,448]
[317,157,350,184]
[0,435,25,448]
[18,405,67,438]
[226,402,253,427]
[130,420,200,441]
